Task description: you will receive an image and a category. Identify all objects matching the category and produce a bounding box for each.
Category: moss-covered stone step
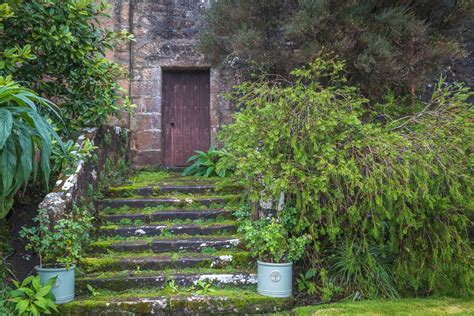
[89,237,241,254]
[97,222,238,238]
[103,209,234,223]
[81,251,252,273]
[97,195,240,209]
[62,288,293,315]
[107,184,217,198]
[77,271,257,292]
[119,171,219,186]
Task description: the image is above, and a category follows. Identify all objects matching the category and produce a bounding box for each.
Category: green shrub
[200,0,471,98]
[220,56,473,297]
[20,206,93,268]
[239,217,309,263]
[0,77,63,218]
[0,0,134,132]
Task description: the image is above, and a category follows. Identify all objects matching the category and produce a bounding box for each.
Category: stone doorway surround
[107,0,238,168]
[110,0,226,168]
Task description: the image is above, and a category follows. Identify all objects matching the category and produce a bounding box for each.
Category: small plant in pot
[240,218,309,298]
[20,206,93,304]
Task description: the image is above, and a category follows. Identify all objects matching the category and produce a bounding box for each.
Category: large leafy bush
[0,0,133,132]
[200,0,471,98]
[220,56,473,298]
[0,77,62,218]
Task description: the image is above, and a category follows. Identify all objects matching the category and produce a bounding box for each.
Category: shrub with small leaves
[239,217,309,263]
[20,206,93,268]
[222,56,473,297]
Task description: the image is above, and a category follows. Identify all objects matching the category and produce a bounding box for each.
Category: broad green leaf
[0,108,13,149]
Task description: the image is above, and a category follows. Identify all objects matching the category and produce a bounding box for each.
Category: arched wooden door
[162,70,211,167]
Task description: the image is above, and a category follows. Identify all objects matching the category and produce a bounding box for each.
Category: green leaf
[1,138,17,197]
[36,285,52,298]
[20,275,34,288]
[15,299,29,315]
[44,276,57,288]
[0,108,13,149]
[30,303,40,316]
[32,276,41,292]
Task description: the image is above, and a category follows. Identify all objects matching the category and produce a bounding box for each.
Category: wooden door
[162,70,211,167]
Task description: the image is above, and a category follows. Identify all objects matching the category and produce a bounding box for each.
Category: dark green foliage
[0,78,63,218]
[0,0,133,132]
[0,219,12,288]
[296,268,317,295]
[328,241,398,299]
[221,56,473,297]
[200,0,471,98]
[183,146,233,178]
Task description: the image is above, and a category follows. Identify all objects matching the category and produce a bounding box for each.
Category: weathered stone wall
[108,0,238,168]
[39,126,130,223]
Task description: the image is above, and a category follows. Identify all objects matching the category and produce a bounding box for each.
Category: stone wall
[108,0,239,168]
[39,126,130,223]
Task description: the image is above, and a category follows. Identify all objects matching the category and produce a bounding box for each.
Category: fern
[0,76,63,218]
[182,146,233,178]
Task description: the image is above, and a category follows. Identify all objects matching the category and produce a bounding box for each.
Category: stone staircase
[63,171,293,315]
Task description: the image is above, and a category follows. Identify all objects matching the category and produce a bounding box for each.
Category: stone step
[97,196,239,209]
[103,209,234,223]
[62,289,293,315]
[77,271,256,292]
[81,252,251,273]
[89,237,240,253]
[108,184,217,198]
[97,223,238,238]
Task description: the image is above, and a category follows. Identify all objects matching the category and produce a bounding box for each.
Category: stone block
[131,80,159,97]
[131,149,162,167]
[131,130,161,151]
[135,97,161,113]
[130,113,161,131]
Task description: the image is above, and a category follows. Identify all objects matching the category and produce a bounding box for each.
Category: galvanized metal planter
[36,265,75,304]
[257,261,292,298]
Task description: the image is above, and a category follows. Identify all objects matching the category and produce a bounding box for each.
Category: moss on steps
[62,287,293,315]
[101,204,238,215]
[68,171,278,315]
[88,235,241,254]
[76,270,257,293]
[80,250,253,273]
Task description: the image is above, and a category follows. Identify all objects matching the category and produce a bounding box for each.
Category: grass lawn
[293,297,474,315]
